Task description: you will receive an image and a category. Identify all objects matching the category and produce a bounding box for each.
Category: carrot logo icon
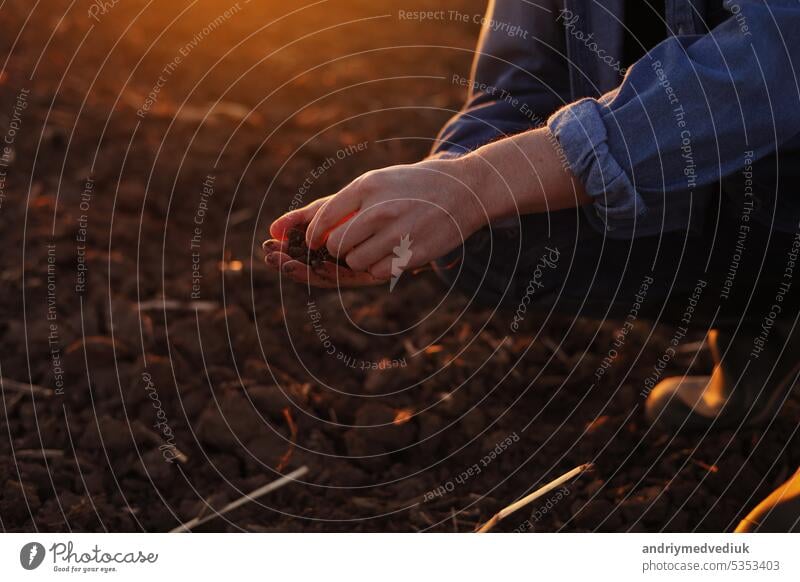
[389,234,413,292]
[19,542,45,570]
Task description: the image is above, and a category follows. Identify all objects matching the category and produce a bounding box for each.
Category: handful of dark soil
[286,225,346,267]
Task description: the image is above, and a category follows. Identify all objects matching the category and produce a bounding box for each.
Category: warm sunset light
[2,0,800,578]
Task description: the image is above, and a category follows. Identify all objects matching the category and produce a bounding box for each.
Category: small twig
[276,407,298,472]
[2,393,25,411]
[417,510,435,526]
[540,336,572,367]
[475,463,593,533]
[170,466,308,532]
[229,208,254,226]
[402,338,418,356]
[481,333,509,351]
[136,423,190,464]
[165,445,190,465]
[689,458,718,473]
[1,377,54,397]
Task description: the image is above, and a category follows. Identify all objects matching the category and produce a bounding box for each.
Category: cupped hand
[262,237,387,288]
[265,157,487,287]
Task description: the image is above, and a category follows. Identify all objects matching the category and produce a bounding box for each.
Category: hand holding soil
[263,223,387,288]
[265,157,487,287]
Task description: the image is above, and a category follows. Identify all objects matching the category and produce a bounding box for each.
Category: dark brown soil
[285,225,344,268]
[1,0,798,533]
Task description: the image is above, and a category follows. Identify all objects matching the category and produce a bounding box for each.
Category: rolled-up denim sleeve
[431,0,569,159]
[547,0,800,230]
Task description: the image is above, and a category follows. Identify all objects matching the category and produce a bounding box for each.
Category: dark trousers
[435,195,800,332]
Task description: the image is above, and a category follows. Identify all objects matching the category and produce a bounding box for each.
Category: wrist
[466,128,589,221]
[440,153,493,234]
[455,150,511,228]
[459,141,527,225]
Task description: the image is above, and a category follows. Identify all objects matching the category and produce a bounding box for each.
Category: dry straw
[475,463,593,533]
[171,466,308,532]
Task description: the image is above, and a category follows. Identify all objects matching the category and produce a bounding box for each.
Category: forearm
[462,127,590,225]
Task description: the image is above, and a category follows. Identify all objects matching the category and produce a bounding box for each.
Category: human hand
[262,229,387,288]
[270,157,486,284]
[264,128,586,288]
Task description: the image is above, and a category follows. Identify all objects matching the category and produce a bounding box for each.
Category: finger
[269,210,306,239]
[306,188,361,249]
[262,238,288,256]
[325,209,382,259]
[264,250,293,270]
[276,258,385,288]
[265,249,367,288]
[281,260,339,288]
[368,254,395,280]
[269,198,326,239]
[313,260,387,287]
[266,252,336,287]
[345,227,410,272]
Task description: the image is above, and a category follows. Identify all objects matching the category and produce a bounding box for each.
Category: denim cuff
[547,98,647,230]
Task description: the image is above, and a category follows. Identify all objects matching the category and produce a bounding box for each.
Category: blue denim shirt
[431,0,800,237]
